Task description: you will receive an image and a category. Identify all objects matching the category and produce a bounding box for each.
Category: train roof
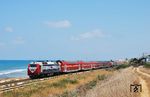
[30,60,57,65]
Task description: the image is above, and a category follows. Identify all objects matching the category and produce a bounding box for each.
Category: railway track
[0,69,95,93]
[0,75,62,93]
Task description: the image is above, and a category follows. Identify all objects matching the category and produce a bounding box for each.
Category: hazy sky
[0,0,150,60]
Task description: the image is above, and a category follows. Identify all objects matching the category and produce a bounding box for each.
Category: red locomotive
[28,60,114,78]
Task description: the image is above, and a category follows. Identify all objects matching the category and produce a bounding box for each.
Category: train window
[43,62,47,64]
[30,64,37,67]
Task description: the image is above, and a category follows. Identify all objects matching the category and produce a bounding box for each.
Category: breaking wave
[0,69,26,76]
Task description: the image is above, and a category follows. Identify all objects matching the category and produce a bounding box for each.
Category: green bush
[115,64,129,70]
[144,63,150,68]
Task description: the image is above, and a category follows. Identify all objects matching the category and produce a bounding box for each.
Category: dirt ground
[136,67,150,97]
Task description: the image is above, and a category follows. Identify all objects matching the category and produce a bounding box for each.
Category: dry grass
[81,67,140,97]
[2,68,141,97]
[2,69,112,97]
[137,67,150,96]
[139,66,150,75]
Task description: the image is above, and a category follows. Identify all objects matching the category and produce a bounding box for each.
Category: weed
[2,70,111,97]
[97,75,106,80]
[144,62,150,68]
[115,64,129,70]
[51,78,78,88]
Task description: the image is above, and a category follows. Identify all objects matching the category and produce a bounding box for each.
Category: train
[27,60,115,79]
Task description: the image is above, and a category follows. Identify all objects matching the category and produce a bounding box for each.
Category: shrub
[115,64,129,70]
[86,80,97,89]
[144,63,150,68]
[97,75,106,80]
[51,78,78,88]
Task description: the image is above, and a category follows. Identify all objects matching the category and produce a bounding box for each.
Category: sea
[0,60,32,78]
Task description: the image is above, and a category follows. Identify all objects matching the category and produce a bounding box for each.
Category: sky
[0,0,150,60]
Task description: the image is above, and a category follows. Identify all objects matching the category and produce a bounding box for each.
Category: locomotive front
[28,61,61,78]
[28,62,42,78]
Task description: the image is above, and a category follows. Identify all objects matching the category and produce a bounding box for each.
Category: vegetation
[143,62,150,68]
[2,70,112,97]
[78,74,107,90]
[115,64,130,70]
[2,65,137,97]
[136,67,150,97]
[83,67,140,97]
[129,57,146,67]
[57,74,107,97]
[51,78,78,88]
[140,66,150,75]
